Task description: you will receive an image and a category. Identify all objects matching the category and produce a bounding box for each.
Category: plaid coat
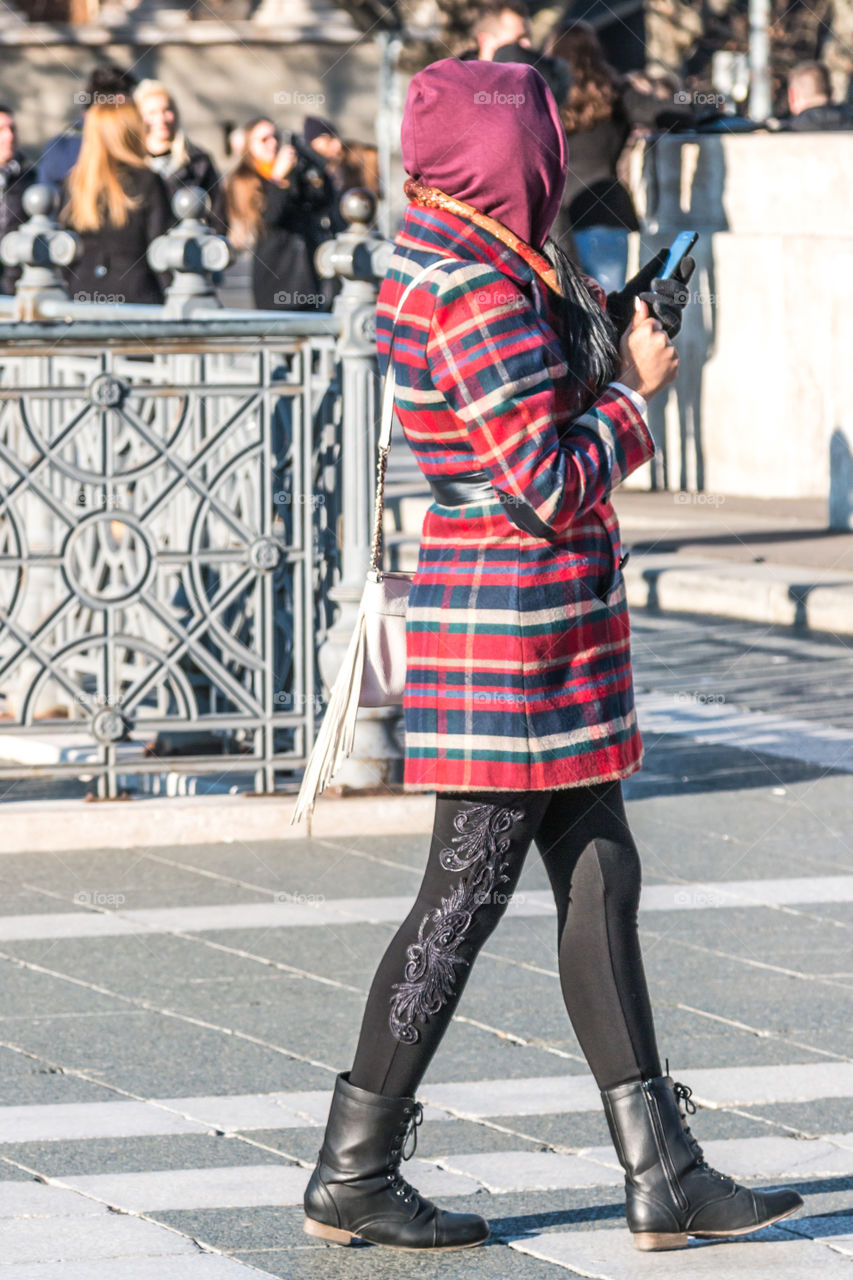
[375,204,655,793]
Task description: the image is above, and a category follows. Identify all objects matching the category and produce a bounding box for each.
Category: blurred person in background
[547,19,640,292]
[224,115,330,312]
[471,0,531,59]
[0,105,36,296]
[783,61,853,129]
[300,116,347,307]
[59,98,171,306]
[492,37,572,106]
[303,116,344,185]
[302,115,347,237]
[134,79,226,230]
[37,64,138,190]
[339,141,380,196]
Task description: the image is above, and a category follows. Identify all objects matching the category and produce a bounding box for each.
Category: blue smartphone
[659,231,698,280]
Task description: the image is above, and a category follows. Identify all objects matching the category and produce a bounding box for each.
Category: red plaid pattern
[376,204,655,792]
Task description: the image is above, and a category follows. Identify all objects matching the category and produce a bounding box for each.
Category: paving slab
[0,1134,288,1178]
[0,1259,264,1279]
[3,1211,201,1263]
[0,1180,110,1217]
[437,1151,621,1192]
[60,1160,481,1211]
[509,1225,853,1277]
[0,1100,210,1145]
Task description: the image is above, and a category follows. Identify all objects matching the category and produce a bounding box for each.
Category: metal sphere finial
[22,185,60,219]
[171,187,209,223]
[340,188,376,230]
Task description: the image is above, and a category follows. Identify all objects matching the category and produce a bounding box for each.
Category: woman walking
[303,59,802,1253]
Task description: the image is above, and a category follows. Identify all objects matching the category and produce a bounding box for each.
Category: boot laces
[386,1101,424,1204]
[671,1078,728,1183]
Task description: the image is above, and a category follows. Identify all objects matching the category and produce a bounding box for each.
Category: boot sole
[304,1216,489,1250]
[633,1202,802,1251]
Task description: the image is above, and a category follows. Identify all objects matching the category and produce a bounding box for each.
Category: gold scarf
[404,178,561,297]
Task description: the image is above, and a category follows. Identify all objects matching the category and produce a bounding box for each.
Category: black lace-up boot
[303,1071,489,1249]
[602,1073,803,1251]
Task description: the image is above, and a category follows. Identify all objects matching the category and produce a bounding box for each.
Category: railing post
[314,188,399,793]
[0,185,79,321]
[147,187,233,317]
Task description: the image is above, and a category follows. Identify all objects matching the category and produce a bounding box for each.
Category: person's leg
[535,780,802,1251]
[304,788,550,1249]
[349,788,551,1097]
[534,779,661,1090]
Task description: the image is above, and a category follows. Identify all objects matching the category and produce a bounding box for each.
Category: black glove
[606,248,696,339]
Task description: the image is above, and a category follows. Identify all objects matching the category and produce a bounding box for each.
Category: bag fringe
[290,597,368,825]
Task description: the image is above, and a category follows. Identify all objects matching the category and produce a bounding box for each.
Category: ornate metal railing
[0,185,392,798]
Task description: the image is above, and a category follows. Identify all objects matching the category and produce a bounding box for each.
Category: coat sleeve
[424,263,655,538]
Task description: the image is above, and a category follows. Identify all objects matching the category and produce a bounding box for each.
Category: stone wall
[1,22,380,162]
[626,130,853,500]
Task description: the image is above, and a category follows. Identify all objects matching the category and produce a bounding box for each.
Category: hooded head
[401,58,567,250]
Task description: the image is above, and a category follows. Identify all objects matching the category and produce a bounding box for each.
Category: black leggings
[349,781,661,1098]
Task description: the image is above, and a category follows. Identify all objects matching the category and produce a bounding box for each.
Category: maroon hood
[401,58,567,249]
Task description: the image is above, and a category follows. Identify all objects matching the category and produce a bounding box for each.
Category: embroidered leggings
[348,781,661,1097]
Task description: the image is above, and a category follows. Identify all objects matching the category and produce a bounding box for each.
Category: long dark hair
[547,20,621,133]
[541,237,620,395]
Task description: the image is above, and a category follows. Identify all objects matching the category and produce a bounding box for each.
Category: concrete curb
[0,791,437,855]
[624,554,853,635]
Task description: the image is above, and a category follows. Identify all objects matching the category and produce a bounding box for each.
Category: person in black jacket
[37,64,138,190]
[134,79,227,231]
[783,60,853,130]
[224,116,331,312]
[0,105,37,296]
[59,98,172,306]
[546,19,641,292]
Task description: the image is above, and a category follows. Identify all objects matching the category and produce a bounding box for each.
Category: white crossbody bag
[291,259,444,823]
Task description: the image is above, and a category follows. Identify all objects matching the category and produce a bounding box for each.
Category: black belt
[428,469,495,506]
[428,469,632,575]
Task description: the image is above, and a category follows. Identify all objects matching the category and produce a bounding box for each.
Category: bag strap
[368,258,447,577]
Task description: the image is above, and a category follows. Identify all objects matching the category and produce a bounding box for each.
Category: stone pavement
[2,612,853,1276]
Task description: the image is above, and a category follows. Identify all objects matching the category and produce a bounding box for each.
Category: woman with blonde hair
[134,79,224,231]
[61,98,171,305]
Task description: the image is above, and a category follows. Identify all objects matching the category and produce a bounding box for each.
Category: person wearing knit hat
[301,57,801,1256]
